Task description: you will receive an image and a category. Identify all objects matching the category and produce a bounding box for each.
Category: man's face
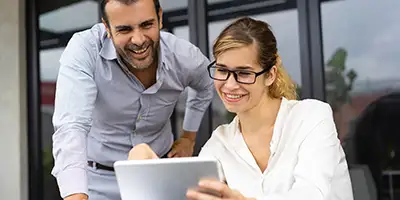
[103,0,163,70]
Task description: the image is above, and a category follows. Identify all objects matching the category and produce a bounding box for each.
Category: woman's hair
[213,17,297,100]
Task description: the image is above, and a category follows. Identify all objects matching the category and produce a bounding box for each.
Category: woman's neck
[237,96,282,136]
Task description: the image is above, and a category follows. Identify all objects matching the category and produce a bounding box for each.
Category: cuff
[56,167,88,198]
[183,107,206,132]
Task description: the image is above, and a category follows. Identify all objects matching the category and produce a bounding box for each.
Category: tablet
[114,157,223,200]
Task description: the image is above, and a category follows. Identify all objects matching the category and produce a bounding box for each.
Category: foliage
[325,48,357,112]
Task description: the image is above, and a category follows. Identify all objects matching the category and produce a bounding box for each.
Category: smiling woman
[209,17,296,115]
[128,16,353,200]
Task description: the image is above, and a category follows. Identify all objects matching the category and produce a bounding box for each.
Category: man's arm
[51,32,97,199]
[183,47,214,135]
[167,46,214,158]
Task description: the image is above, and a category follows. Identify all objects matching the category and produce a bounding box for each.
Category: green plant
[325,48,358,112]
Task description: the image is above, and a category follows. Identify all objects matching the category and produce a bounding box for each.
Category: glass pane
[159,0,187,12]
[38,0,99,199]
[209,10,301,130]
[39,1,98,33]
[322,1,400,199]
[207,0,233,4]
[159,0,233,12]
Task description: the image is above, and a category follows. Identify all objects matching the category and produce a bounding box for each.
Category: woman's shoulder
[199,117,238,153]
[212,117,239,138]
[285,98,334,120]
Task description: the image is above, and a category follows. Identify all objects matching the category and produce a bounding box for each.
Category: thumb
[149,149,159,159]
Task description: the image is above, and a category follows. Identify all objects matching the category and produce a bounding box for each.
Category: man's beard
[117,40,159,70]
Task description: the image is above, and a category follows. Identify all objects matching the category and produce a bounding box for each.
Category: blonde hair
[213,17,297,100]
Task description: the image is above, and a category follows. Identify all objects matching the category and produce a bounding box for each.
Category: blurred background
[1,0,399,200]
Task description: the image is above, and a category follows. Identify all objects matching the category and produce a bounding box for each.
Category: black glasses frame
[207,60,272,84]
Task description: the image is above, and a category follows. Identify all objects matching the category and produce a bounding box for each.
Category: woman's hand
[127,143,159,160]
[186,179,255,200]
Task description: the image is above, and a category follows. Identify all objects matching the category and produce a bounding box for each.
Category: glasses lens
[236,71,256,84]
[209,66,229,80]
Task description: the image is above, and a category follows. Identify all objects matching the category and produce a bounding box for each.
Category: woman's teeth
[226,94,244,99]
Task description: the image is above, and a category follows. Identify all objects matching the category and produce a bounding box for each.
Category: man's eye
[117,29,130,33]
[142,23,153,29]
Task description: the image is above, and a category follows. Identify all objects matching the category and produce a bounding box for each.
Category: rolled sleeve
[183,106,209,132]
[183,48,214,132]
[51,32,97,198]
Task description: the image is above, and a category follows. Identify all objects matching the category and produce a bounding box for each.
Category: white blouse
[199,98,353,200]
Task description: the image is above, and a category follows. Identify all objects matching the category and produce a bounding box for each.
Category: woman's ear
[264,65,277,87]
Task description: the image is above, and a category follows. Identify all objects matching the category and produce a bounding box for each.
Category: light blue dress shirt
[51,23,214,198]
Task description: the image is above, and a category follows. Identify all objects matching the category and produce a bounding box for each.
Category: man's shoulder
[67,23,106,50]
[60,23,107,68]
[160,31,207,63]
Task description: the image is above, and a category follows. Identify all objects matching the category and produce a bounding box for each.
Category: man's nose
[130,30,146,46]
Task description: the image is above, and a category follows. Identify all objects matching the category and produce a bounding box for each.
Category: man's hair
[100,0,161,24]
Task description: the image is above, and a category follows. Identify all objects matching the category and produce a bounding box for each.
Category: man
[51,0,214,199]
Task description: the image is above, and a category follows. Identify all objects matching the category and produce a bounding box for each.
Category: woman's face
[213,44,275,114]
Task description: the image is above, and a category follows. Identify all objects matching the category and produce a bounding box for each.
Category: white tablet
[114,157,223,200]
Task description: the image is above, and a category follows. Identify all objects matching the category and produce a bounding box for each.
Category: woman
[128,17,353,200]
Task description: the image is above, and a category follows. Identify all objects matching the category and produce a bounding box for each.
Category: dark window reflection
[322,1,400,200]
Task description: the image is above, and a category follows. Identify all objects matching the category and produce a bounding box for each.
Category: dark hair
[213,17,297,100]
[100,0,161,24]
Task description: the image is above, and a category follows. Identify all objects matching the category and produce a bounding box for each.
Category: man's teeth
[132,47,148,54]
[226,94,243,99]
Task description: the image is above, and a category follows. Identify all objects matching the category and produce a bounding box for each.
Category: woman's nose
[224,73,240,89]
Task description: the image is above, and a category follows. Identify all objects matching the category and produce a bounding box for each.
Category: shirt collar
[230,97,289,172]
[269,97,288,155]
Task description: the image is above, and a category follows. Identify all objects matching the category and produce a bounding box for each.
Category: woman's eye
[238,71,252,76]
[217,68,228,73]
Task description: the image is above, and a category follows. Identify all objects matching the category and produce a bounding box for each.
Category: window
[38,1,99,199]
[322,1,400,199]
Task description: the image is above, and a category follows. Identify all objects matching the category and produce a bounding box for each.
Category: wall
[0,0,29,199]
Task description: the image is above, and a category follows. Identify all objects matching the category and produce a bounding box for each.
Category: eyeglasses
[207,61,271,84]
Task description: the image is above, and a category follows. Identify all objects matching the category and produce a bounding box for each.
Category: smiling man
[51,0,214,199]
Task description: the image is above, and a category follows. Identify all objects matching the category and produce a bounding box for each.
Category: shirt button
[137,115,142,120]
[133,130,137,136]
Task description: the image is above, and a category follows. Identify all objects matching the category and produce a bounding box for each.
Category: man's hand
[64,193,88,200]
[168,131,196,157]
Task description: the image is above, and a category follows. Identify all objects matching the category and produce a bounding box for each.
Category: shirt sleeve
[51,32,97,198]
[258,105,352,200]
[183,47,214,132]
